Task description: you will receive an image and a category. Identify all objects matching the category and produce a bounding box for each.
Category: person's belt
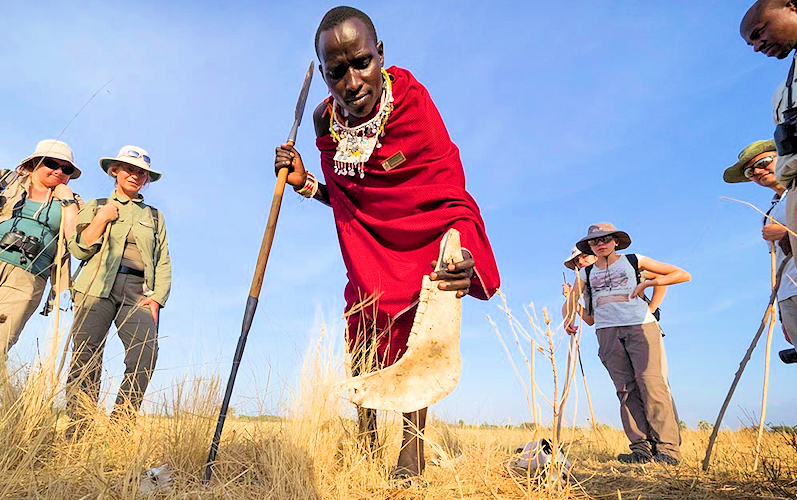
[118,265,145,278]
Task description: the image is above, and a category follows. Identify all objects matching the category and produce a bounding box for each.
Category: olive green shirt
[68,191,171,306]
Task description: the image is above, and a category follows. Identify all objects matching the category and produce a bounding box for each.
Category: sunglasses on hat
[122,150,151,165]
[40,158,75,177]
[743,155,776,179]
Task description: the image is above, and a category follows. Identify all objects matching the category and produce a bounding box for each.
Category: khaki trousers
[597,322,681,459]
[779,295,797,345]
[66,273,158,419]
[0,261,46,354]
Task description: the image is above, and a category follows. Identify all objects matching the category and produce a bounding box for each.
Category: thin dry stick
[530,338,538,430]
[570,271,601,437]
[702,256,789,471]
[56,223,112,377]
[578,346,601,439]
[721,196,797,239]
[47,210,67,385]
[555,335,573,439]
[754,242,778,471]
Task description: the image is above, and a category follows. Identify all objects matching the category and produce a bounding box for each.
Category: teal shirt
[0,198,61,277]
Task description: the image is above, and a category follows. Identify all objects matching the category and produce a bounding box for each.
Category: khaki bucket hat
[100,145,162,182]
[723,140,777,184]
[18,139,81,179]
[563,247,583,270]
[575,222,631,255]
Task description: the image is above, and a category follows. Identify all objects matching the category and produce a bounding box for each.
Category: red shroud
[316,66,500,366]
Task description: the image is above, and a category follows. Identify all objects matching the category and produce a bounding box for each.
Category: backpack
[584,254,661,321]
[0,169,19,211]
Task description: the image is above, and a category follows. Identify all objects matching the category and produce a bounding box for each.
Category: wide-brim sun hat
[18,139,81,179]
[723,139,776,184]
[575,222,631,255]
[100,145,162,182]
[563,247,583,270]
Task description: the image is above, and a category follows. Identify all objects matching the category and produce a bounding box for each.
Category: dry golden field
[0,297,794,499]
[0,376,795,500]
[0,336,795,499]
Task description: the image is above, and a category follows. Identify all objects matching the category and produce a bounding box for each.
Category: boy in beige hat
[564,223,689,465]
[0,140,82,368]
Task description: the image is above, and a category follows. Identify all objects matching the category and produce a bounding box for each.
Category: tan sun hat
[575,222,631,255]
[563,247,583,270]
[723,140,777,184]
[18,139,81,179]
[100,145,162,182]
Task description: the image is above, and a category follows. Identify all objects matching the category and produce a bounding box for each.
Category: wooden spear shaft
[702,254,789,471]
[754,242,779,471]
[203,62,314,484]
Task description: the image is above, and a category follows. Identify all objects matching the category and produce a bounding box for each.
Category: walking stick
[702,254,789,471]
[754,242,779,470]
[203,61,314,484]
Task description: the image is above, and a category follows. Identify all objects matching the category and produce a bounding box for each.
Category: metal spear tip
[295,60,315,124]
[287,61,315,144]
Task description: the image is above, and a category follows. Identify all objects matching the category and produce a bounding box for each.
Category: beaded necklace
[329,68,394,178]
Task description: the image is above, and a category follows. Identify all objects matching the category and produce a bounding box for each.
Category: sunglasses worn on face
[41,158,75,177]
[122,150,151,165]
[587,235,615,247]
[744,155,776,179]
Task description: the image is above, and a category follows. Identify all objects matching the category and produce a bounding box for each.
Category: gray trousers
[779,295,797,345]
[597,322,681,459]
[66,273,158,418]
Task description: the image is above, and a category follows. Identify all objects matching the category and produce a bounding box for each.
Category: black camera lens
[779,348,797,364]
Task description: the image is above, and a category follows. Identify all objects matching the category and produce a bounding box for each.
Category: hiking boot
[617,451,652,464]
[653,452,679,465]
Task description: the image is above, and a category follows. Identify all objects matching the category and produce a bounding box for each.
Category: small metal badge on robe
[381,151,406,171]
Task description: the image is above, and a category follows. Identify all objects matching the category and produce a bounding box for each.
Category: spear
[203,61,314,484]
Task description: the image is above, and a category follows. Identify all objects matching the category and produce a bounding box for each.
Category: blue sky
[1,0,795,430]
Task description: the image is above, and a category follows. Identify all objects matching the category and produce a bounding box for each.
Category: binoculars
[0,229,42,262]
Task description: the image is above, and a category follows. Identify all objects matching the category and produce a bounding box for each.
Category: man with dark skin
[274,7,500,479]
[742,0,797,267]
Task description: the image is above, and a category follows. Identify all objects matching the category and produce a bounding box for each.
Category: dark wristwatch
[60,199,77,207]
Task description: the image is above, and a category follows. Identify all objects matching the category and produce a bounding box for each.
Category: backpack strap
[625,253,661,321]
[584,263,594,316]
[0,170,18,191]
[626,253,642,286]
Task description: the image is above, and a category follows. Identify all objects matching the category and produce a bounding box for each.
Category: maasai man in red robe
[275,6,500,479]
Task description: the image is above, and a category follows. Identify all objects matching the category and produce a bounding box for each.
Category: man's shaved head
[742,0,797,58]
[315,6,377,56]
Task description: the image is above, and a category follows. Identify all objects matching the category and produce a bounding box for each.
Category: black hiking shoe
[617,451,652,464]
[653,452,679,465]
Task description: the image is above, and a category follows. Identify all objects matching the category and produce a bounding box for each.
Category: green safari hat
[723,140,776,184]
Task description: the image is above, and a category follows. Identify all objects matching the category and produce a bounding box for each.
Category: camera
[775,108,797,156]
[0,230,41,262]
[779,348,797,364]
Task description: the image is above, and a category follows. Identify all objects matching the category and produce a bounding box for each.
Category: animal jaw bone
[341,228,464,413]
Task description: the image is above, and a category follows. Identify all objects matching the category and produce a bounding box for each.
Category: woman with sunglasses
[0,140,81,367]
[65,146,170,432]
[564,223,689,466]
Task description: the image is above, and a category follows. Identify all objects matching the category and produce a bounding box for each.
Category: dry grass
[0,305,795,499]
